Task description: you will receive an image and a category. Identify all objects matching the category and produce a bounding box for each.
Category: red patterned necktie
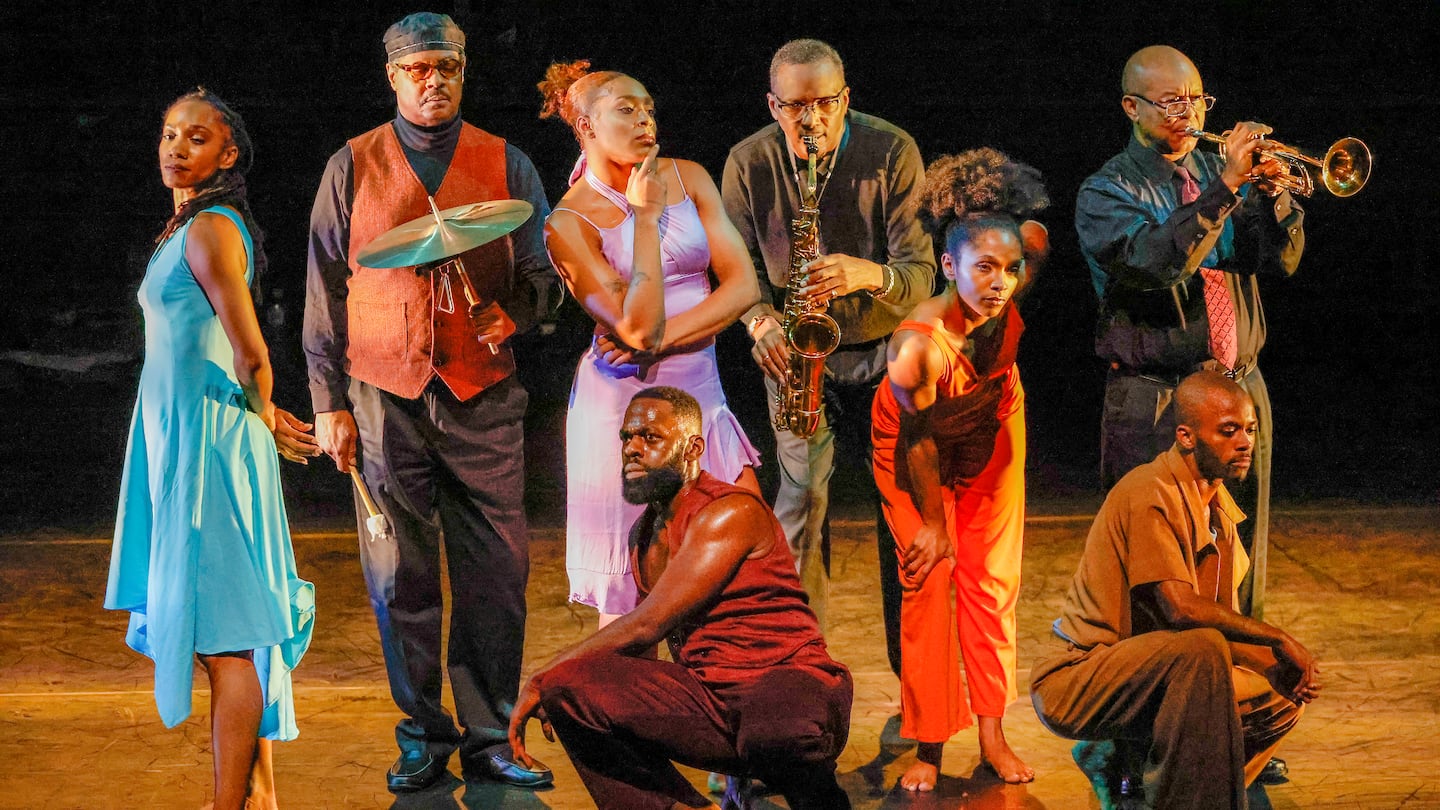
[1176,165,1238,371]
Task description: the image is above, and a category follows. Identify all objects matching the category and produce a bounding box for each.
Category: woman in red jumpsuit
[872,147,1049,790]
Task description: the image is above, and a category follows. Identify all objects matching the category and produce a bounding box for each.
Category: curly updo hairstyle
[156,87,267,293]
[537,59,628,140]
[917,147,1048,270]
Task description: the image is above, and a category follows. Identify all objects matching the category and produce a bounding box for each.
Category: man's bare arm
[508,493,770,765]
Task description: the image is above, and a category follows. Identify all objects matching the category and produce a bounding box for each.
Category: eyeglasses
[391,57,465,82]
[1128,93,1216,118]
[772,89,847,120]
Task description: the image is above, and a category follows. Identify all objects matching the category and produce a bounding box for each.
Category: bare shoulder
[889,319,948,394]
[185,209,247,277]
[687,490,773,557]
[668,156,725,213]
[545,205,594,237]
[891,311,944,360]
[550,183,623,231]
[906,294,952,323]
[546,198,608,245]
[670,158,711,183]
[188,208,243,245]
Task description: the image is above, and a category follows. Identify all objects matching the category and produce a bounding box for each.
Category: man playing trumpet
[1075,44,1306,798]
[1078,44,1306,622]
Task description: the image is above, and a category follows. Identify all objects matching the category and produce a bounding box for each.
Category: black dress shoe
[1257,756,1289,785]
[463,745,554,789]
[387,747,451,793]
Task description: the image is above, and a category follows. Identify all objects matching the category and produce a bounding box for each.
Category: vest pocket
[348,298,408,361]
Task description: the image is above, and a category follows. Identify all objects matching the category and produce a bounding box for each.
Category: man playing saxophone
[722,39,934,672]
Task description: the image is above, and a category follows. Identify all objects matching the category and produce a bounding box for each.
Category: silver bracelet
[869,264,896,300]
[747,313,775,340]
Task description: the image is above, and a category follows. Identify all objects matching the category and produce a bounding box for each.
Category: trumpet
[1186,127,1371,198]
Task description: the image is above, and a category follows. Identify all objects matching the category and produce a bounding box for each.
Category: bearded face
[619,398,701,506]
[621,441,687,505]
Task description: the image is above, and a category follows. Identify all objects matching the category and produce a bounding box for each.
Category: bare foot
[977,715,1034,783]
[900,741,943,791]
[245,739,279,810]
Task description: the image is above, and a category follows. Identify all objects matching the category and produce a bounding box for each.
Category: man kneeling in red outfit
[508,386,853,810]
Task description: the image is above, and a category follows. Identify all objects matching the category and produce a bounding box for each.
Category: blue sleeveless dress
[105,206,314,741]
[553,164,760,614]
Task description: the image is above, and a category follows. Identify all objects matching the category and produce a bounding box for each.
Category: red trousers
[538,652,853,810]
[875,398,1026,742]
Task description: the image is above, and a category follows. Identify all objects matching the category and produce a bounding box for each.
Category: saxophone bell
[779,311,841,437]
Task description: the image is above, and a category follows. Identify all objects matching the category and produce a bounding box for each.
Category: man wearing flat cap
[304,11,557,792]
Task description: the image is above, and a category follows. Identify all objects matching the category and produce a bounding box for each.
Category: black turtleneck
[391,114,462,196]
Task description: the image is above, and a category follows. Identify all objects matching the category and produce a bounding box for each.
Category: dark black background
[3,0,1436,533]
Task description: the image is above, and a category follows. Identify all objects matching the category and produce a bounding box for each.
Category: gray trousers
[1100,367,1272,618]
[763,341,900,673]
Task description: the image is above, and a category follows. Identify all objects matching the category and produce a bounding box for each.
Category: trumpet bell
[1322,137,1371,198]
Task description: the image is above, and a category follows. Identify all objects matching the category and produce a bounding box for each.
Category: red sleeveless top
[872,306,1024,486]
[631,472,837,673]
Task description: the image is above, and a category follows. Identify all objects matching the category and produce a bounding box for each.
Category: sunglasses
[391,57,464,82]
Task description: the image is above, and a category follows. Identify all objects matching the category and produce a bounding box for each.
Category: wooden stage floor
[2,505,1437,809]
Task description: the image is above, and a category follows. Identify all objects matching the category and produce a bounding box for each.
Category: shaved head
[631,386,703,437]
[1175,371,1247,427]
[1122,45,1200,96]
[1174,371,1257,482]
[1120,45,1206,158]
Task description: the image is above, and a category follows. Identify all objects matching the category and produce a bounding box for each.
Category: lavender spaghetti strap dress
[555,163,760,614]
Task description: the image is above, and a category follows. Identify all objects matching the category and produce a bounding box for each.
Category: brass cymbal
[355,198,534,269]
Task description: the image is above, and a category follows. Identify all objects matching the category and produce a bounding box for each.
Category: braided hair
[156,87,267,294]
[917,147,1048,285]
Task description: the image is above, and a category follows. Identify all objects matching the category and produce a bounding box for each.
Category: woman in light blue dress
[105,89,319,810]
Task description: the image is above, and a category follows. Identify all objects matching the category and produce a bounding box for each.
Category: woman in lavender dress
[539,61,762,626]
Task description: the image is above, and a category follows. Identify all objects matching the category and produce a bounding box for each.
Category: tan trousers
[1031,628,1302,810]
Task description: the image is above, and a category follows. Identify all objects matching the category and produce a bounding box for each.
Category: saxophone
[773,135,841,438]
